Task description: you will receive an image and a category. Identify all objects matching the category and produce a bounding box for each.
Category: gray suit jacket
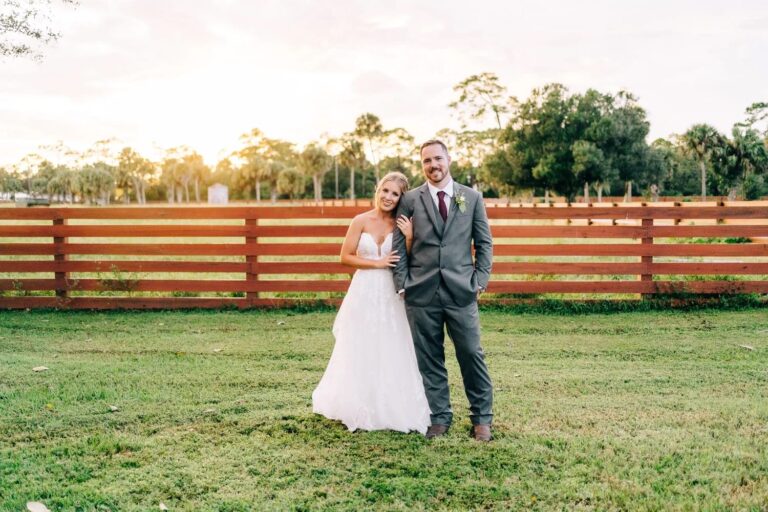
[392,182,493,307]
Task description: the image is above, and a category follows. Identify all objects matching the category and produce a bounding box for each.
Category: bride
[312,172,431,433]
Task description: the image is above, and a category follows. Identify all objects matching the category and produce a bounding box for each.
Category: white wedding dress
[312,232,431,433]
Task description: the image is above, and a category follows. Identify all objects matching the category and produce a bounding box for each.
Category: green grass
[1,307,768,510]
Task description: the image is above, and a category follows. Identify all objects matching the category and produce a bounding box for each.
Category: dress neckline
[361,231,392,248]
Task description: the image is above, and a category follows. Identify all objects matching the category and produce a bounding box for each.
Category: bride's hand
[378,251,401,268]
[396,215,413,241]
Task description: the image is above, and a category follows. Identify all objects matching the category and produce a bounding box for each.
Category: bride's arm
[340,214,400,269]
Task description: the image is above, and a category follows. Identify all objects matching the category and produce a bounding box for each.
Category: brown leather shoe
[471,424,492,442]
[425,424,450,439]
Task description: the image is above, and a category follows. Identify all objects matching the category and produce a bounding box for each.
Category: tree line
[1,73,767,204]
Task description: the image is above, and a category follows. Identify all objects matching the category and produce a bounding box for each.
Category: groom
[392,139,494,441]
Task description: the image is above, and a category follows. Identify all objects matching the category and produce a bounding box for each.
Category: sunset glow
[1,0,766,166]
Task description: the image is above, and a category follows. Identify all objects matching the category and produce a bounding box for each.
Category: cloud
[1,0,767,165]
[351,71,404,95]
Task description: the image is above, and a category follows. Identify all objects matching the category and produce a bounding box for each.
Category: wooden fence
[0,204,766,309]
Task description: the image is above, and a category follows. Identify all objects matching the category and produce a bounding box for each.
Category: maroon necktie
[437,191,448,222]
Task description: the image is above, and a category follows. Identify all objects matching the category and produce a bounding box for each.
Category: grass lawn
[1,307,767,511]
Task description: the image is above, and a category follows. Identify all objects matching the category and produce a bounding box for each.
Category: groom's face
[420,143,451,187]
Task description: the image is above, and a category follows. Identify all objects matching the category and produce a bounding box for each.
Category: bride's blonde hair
[374,172,409,212]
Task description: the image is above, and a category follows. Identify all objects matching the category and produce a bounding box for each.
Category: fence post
[53,216,69,302]
[640,217,653,299]
[245,213,259,308]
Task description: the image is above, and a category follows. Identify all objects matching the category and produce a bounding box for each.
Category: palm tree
[681,124,723,201]
[298,143,333,202]
[338,136,368,200]
[277,167,306,200]
[45,165,76,203]
[46,174,67,203]
[260,139,297,203]
[160,157,182,203]
[716,127,768,199]
[180,153,208,203]
[236,150,266,201]
[262,161,285,203]
[76,163,115,205]
[118,147,155,204]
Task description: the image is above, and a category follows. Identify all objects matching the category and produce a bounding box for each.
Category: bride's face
[377,180,403,213]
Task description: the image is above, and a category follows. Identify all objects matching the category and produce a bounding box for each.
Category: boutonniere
[455,191,467,213]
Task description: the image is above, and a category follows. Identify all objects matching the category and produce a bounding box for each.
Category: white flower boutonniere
[455,191,467,213]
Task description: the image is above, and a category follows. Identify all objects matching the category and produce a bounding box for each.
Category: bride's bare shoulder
[351,210,377,224]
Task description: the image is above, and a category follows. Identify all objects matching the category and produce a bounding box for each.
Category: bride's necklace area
[363,231,392,248]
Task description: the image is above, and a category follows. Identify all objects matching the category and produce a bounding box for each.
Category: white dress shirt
[426,177,454,214]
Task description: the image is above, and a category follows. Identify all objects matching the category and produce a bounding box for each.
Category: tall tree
[263,161,285,202]
[234,129,296,202]
[0,167,24,196]
[117,147,154,204]
[650,138,698,197]
[32,159,59,196]
[39,161,76,202]
[233,154,265,201]
[495,83,577,200]
[277,168,306,200]
[15,152,43,195]
[212,158,235,187]
[236,128,267,201]
[448,72,515,131]
[83,137,122,166]
[45,168,68,202]
[181,152,209,203]
[0,0,77,60]
[681,124,724,201]
[298,143,333,202]
[488,84,651,201]
[605,91,652,201]
[712,127,768,199]
[157,146,203,203]
[76,162,115,205]
[320,135,343,200]
[19,158,77,203]
[738,101,768,136]
[381,127,417,171]
[260,139,296,202]
[572,140,608,202]
[160,156,183,203]
[353,113,385,181]
[337,136,368,200]
[453,129,506,190]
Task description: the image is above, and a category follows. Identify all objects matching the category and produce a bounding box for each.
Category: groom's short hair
[420,139,449,156]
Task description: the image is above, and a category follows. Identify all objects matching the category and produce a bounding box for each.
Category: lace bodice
[357,232,392,260]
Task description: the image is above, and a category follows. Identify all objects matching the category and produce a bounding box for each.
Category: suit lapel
[419,185,442,238]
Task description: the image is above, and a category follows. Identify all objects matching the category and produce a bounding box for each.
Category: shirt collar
[427,177,454,198]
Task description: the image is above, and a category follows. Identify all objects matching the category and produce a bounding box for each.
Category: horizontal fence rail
[0,203,766,309]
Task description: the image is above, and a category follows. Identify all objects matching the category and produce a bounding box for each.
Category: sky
[1,0,767,167]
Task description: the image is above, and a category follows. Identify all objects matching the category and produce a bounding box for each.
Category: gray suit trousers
[405,283,493,426]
